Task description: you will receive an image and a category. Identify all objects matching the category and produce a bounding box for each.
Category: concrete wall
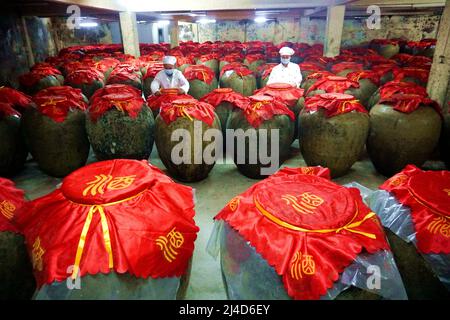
[0,14,31,88]
[0,14,118,87]
[197,14,441,45]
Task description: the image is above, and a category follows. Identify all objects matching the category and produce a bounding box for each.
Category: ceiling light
[189,13,206,17]
[254,17,268,23]
[79,21,98,28]
[255,10,289,15]
[156,20,171,26]
[197,18,216,24]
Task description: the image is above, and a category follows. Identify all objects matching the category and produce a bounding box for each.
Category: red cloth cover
[200,88,249,110]
[107,64,142,84]
[215,169,389,300]
[159,98,216,126]
[19,67,62,87]
[65,68,105,86]
[346,70,380,86]
[32,86,87,122]
[198,54,219,62]
[143,62,165,80]
[220,63,246,78]
[242,95,295,128]
[378,81,428,100]
[307,76,359,95]
[19,159,199,287]
[244,54,266,64]
[221,54,244,63]
[0,87,32,111]
[176,56,195,66]
[147,89,194,112]
[0,178,26,233]
[331,62,364,74]
[184,65,215,85]
[0,102,20,118]
[254,83,304,107]
[304,93,367,118]
[306,71,334,80]
[257,63,278,79]
[89,84,146,122]
[380,165,449,254]
[378,93,441,114]
[371,63,401,78]
[393,67,429,84]
[299,62,325,72]
[89,58,120,74]
[62,61,87,75]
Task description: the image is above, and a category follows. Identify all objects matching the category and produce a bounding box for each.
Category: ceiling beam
[48,0,356,12]
[350,0,445,8]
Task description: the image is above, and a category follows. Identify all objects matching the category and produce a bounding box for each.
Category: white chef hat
[279,47,295,56]
[163,55,177,65]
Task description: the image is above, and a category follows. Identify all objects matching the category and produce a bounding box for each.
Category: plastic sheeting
[34,273,181,300]
[349,182,450,292]
[207,220,407,300]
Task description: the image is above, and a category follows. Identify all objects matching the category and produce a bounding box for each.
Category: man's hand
[178,88,185,94]
[155,90,162,96]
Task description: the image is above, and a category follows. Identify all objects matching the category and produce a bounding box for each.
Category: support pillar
[119,11,140,57]
[324,5,345,57]
[299,16,310,43]
[20,16,35,67]
[169,19,179,48]
[427,2,450,108]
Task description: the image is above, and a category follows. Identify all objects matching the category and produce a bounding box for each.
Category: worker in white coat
[267,47,302,88]
[151,56,190,95]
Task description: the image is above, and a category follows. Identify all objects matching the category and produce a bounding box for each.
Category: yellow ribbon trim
[173,103,195,121]
[251,100,270,111]
[70,189,146,280]
[254,196,377,239]
[339,100,360,113]
[40,98,66,107]
[111,100,130,113]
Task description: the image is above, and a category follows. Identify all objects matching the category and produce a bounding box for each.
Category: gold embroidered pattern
[228,196,240,211]
[32,237,45,272]
[282,192,324,214]
[0,200,15,220]
[82,174,136,196]
[290,251,316,280]
[156,228,185,262]
[389,174,408,187]
[427,217,450,238]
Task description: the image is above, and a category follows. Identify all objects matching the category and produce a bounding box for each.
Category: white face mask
[281,57,290,65]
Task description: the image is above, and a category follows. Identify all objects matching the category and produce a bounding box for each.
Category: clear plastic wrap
[348,182,450,292]
[33,273,181,300]
[207,220,407,300]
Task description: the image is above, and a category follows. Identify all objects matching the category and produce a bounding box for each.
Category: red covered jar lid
[215,170,389,300]
[318,93,354,100]
[61,159,162,205]
[380,165,449,254]
[21,159,199,288]
[327,76,347,81]
[266,83,294,90]
[213,88,233,93]
[0,178,26,233]
[254,175,357,230]
[408,171,450,217]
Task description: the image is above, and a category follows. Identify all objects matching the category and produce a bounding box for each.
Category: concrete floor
[11,141,446,300]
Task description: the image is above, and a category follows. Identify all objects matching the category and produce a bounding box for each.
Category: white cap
[163,55,177,65]
[279,47,295,56]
